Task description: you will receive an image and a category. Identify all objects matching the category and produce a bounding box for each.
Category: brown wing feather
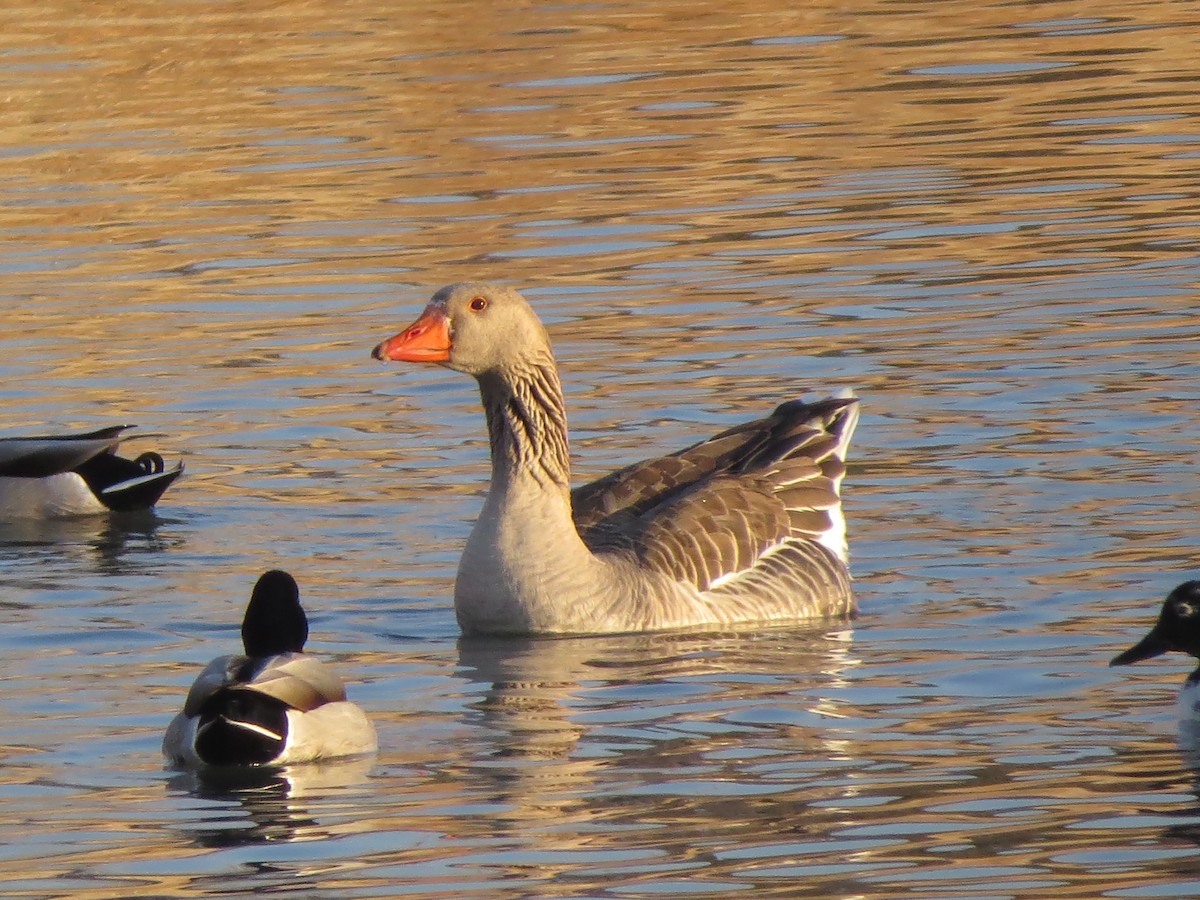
[573,397,854,533]
[609,475,790,592]
[570,409,793,533]
[575,397,857,592]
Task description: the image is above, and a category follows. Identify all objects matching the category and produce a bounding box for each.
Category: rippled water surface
[4,0,1200,896]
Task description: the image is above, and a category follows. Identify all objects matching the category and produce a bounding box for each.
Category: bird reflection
[1151,745,1200,847]
[166,754,375,847]
[454,626,859,831]
[457,634,596,762]
[0,510,182,575]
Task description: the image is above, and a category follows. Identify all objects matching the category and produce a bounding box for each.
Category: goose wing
[604,455,844,592]
[577,398,857,573]
[573,398,855,537]
[573,422,774,533]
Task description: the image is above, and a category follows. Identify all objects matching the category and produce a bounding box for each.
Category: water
[3,0,1200,896]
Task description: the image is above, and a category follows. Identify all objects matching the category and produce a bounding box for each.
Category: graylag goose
[372,282,860,636]
[163,570,377,770]
[0,425,182,518]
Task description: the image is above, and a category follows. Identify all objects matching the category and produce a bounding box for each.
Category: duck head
[242,570,308,658]
[1111,581,1200,667]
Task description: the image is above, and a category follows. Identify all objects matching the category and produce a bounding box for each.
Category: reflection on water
[167,756,377,848]
[0,512,182,577]
[3,0,1200,896]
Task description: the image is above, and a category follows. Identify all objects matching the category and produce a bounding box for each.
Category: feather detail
[163,572,376,769]
[0,426,181,517]
[375,282,860,634]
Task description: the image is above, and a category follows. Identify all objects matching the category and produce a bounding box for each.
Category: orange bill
[372,306,451,362]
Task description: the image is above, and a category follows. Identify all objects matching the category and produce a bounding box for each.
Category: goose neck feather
[479,360,570,492]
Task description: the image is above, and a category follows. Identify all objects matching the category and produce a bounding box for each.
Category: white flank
[0,474,107,518]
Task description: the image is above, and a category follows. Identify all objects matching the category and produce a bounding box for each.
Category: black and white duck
[0,425,181,518]
[163,570,377,770]
[1112,581,1200,741]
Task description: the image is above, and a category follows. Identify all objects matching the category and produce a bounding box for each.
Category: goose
[371,282,860,635]
[0,425,182,518]
[163,570,377,770]
[1111,581,1200,735]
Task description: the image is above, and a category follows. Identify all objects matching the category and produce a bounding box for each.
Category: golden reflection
[0,512,182,574]
[453,627,859,834]
[3,0,1200,896]
[1,0,1196,311]
[165,755,377,847]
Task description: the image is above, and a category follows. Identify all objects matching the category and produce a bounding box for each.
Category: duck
[163,570,377,770]
[1111,581,1200,730]
[0,425,182,518]
[371,281,860,635]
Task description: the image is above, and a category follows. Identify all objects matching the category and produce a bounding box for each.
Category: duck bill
[1110,628,1171,666]
[372,306,451,363]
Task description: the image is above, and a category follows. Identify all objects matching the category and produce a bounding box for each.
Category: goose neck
[478,361,571,492]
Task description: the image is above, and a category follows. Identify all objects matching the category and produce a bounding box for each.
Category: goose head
[1111,581,1200,668]
[242,570,308,658]
[371,282,553,378]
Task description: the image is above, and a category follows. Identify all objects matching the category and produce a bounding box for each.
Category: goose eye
[469,296,488,312]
